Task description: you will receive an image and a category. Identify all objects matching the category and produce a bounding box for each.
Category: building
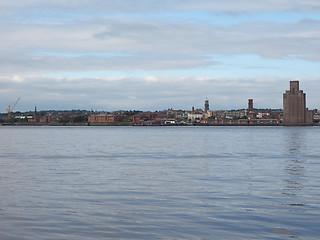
[40,115,54,123]
[88,113,116,123]
[188,113,204,123]
[28,106,39,122]
[247,99,256,119]
[204,98,209,113]
[283,81,313,125]
[130,112,156,123]
[248,99,253,112]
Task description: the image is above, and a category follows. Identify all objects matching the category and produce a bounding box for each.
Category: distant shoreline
[1,122,318,127]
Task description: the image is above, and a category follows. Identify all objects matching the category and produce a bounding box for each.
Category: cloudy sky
[1,0,319,112]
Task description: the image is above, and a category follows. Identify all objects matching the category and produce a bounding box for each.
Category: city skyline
[1,1,319,112]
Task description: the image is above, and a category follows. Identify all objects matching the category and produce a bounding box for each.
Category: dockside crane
[6,98,21,119]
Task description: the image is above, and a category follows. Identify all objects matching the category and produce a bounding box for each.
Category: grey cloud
[1,17,319,76]
[1,1,319,112]
[1,0,320,15]
[0,18,320,74]
[1,75,318,112]
[0,55,215,75]
[178,0,320,13]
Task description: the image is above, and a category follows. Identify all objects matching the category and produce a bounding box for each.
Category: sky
[0,0,319,112]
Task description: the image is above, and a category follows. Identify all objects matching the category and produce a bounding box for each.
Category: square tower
[283,81,313,125]
[204,98,209,113]
[290,81,299,93]
[248,99,253,112]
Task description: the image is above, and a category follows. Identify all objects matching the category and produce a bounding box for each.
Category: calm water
[0,126,319,239]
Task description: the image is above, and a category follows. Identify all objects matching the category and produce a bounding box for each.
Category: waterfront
[0,126,319,239]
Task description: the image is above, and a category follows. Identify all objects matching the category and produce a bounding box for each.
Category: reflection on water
[277,129,310,239]
[0,126,320,240]
[286,129,305,154]
[283,130,305,197]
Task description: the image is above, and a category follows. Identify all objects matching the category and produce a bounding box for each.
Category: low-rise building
[40,116,54,123]
[188,113,204,123]
[88,113,116,123]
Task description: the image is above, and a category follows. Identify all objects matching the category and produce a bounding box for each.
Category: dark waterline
[1,126,320,239]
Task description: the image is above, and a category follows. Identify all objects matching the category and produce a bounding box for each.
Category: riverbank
[1,122,318,126]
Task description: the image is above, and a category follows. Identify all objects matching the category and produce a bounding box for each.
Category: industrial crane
[6,98,21,119]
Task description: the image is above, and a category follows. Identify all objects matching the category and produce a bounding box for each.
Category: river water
[0,126,319,239]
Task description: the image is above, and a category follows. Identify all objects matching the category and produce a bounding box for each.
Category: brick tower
[204,98,209,112]
[283,81,313,125]
[248,99,253,112]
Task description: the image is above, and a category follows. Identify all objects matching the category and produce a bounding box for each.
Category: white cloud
[0,17,319,76]
[144,75,159,83]
[1,75,318,112]
[1,0,320,15]
[178,0,320,12]
[11,75,24,83]
[0,1,319,111]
